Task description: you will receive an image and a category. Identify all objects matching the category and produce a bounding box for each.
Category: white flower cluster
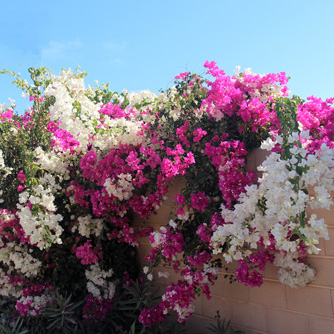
[35,146,70,176]
[16,184,63,249]
[126,89,157,108]
[0,268,21,297]
[104,173,134,201]
[0,242,41,277]
[166,88,183,122]
[44,70,101,150]
[158,271,170,279]
[235,67,289,103]
[127,89,170,123]
[149,227,165,248]
[0,149,5,169]
[211,131,334,287]
[44,69,146,154]
[19,187,55,211]
[0,210,15,227]
[71,214,103,238]
[99,117,144,150]
[16,205,63,249]
[274,252,316,288]
[85,263,115,299]
[38,173,62,193]
[0,149,12,178]
[16,292,53,317]
[162,290,195,321]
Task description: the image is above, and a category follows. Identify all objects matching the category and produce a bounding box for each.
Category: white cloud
[39,39,128,68]
[40,39,83,64]
[102,41,127,52]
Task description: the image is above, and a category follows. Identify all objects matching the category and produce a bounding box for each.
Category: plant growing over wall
[0,61,333,330]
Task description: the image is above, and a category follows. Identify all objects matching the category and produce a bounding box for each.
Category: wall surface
[136,150,334,334]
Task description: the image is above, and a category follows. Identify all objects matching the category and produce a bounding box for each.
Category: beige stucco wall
[136,150,334,334]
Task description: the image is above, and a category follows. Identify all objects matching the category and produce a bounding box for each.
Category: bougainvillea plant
[0,62,333,329]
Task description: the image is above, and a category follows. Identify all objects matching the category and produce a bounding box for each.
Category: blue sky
[1,0,334,113]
